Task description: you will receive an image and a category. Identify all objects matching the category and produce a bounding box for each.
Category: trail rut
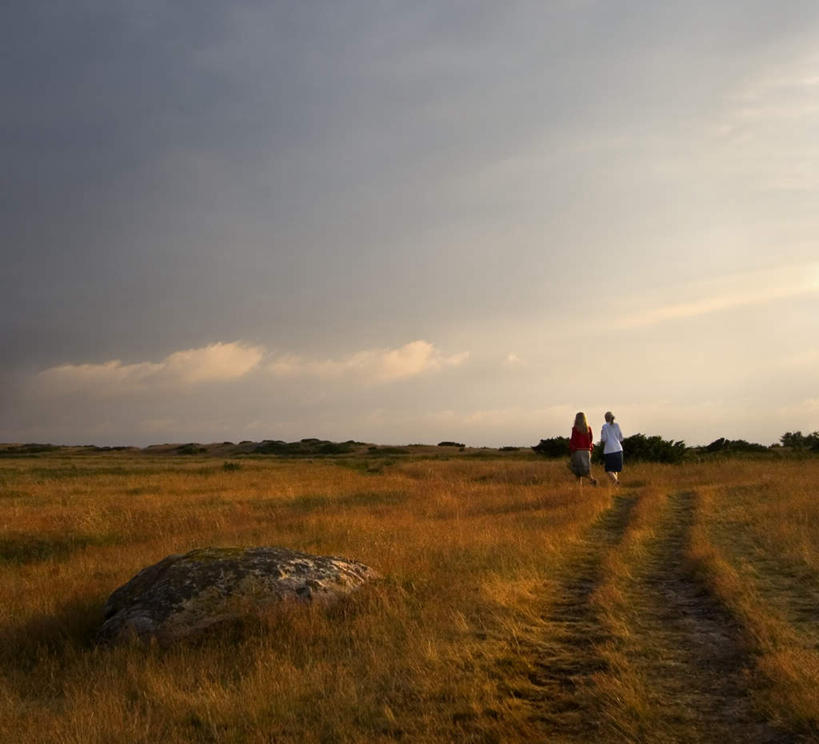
[523,493,639,739]
[605,491,794,743]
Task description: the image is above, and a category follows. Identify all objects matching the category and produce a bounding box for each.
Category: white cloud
[779,349,819,370]
[615,261,819,328]
[711,53,819,193]
[32,339,469,400]
[268,340,469,383]
[36,341,264,395]
[776,397,819,423]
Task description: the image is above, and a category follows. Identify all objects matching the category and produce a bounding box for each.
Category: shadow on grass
[246,490,408,514]
[467,499,548,518]
[0,595,105,670]
[0,532,121,565]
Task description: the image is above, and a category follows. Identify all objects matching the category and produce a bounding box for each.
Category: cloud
[711,52,819,192]
[32,339,468,400]
[268,340,469,383]
[35,341,264,395]
[776,397,819,423]
[615,262,819,328]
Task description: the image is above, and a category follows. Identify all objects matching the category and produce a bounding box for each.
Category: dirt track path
[523,490,797,743]
[524,493,638,739]
[600,491,793,743]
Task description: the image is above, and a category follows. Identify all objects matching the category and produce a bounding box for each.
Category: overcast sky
[3,1,818,447]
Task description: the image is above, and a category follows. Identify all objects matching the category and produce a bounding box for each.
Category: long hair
[573,412,588,433]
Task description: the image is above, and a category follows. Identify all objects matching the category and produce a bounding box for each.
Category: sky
[2,1,818,448]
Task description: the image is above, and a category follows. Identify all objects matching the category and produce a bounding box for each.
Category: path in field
[605,491,791,743]
[521,490,795,743]
[522,492,639,739]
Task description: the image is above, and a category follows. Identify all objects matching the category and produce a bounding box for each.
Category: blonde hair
[573,412,588,433]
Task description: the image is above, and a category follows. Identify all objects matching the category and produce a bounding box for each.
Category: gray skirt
[570,450,591,477]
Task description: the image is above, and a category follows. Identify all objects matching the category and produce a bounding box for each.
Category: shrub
[703,437,768,454]
[368,446,410,456]
[615,433,686,464]
[531,437,570,458]
[176,443,206,455]
[0,443,61,457]
[317,442,355,455]
[781,431,819,451]
[255,439,355,456]
[438,441,465,448]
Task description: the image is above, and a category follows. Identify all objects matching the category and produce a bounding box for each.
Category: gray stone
[98,546,378,643]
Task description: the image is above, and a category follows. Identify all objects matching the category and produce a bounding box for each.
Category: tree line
[532,431,819,464]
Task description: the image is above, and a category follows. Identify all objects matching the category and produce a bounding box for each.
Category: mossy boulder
[98,547,377,643]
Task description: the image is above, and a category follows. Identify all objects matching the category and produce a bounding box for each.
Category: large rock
[98,546,378,643]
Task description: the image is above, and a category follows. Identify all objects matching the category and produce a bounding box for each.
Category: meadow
[0,450,817,743]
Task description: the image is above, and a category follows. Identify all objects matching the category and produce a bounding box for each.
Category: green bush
[254,439,355,456]
[176,443,206,455]
[611,433,686,464]
[780,431,819,451]
[531,437,570,458]
[702,437,768,454]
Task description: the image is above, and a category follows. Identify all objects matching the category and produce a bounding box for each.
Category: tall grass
[0,454,817,741]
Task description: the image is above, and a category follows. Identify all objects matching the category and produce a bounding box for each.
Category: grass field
[0,451,817,742]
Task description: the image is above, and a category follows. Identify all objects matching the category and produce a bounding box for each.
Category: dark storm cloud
[2,1,819,445]
[7,0,806,365]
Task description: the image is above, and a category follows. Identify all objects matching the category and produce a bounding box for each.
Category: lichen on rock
[97,546,378,644]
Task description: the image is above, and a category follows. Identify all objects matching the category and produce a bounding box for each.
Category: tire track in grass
[707,493,819,647]
[522,493,639,739]
[697,490,819,736]
[608,491,793,743]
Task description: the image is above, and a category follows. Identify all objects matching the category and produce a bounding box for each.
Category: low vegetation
[0,449,816,742]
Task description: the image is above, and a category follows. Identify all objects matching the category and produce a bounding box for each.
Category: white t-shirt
[601,422,624,454]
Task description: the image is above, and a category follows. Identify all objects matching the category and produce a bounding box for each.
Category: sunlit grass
[0,455,817,741]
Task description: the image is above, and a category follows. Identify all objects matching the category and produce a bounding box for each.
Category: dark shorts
[604,451,623,472]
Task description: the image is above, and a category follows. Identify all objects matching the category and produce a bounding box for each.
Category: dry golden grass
[0,453,817,742]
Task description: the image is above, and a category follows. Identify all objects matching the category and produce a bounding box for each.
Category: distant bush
[176,444,206,455]
[702,437,768,454]
[438,441,465,448]
[0,443,61,456]
[368,446,410,455]
[255,439,355,456]
[615,434,686,464]
[780,431,819,451]
[222,461,241,471]
[531,437,570,458]
[317,442,355,455]
[499,446,520,452]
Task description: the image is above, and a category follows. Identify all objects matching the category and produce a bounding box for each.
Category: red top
[570,426,594,452]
